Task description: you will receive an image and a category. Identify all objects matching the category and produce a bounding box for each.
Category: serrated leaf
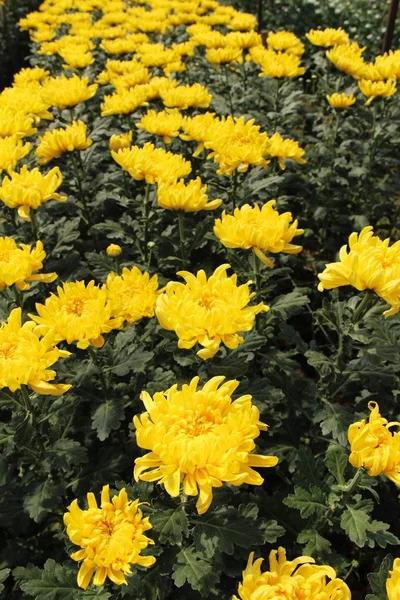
[270,290,309,318]
[91,400,124,441]
[324,445,348,485]
[0,568,10,593]
[20,560,78,600]
[366,520,400,549]
[47,439,88,470]
[259,519,285,544]
[76,589,112,599]
[23,480,62,524]
[151,506,189,544]
[284,486,328,519]
[172,546,219,594]
[297,530,332,557]
[340,505,370,547]
[314,403,354,446]
[111,349,154,377]
[366,554,393,600]
[293,446,325,487]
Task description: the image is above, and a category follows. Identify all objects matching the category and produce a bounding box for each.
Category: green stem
[13,285,23,309]
[70,152,90,223]
[178,211,186,262]
[352,289,374,324]
[143,184,151,263]
[224,66,234,115]
[342,468,363,496]
[20,385,33,413]
[252,249,261,292]
[88,346,108,396]
[230,171,238,210]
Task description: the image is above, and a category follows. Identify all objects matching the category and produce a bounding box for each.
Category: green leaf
[269,290,309,319]
[76,589,112,600]
[259,519,285,544]
[19,560,78,600]
[366,554,393,600]
[305,350,338,377]
[91,400,124,441]
[314,402,354,446]
[340,505,370,547]
[111,349,154,377]
[151,505,189,544]
[293,446,325,487]
[0,568,10,593]
[284,486,328,519]
[297,530,332,558]
[324,445,348,485]
[366,520,400,549]
[23,480,62,524]
[172,546,219,595]
[46,439,88,470]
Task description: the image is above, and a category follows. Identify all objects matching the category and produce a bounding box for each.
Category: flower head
[348,402,400,485]
[64,485,155,590]
[326,92,356,108]
[0,165,66,221]
[160,83,212,110]
[206,46,243,64]
[214,201,303,267]
[42,74,98,109]
[0,308,71,396]
[106,266,158,325]
[111,143,192,185]
[137,109,183,144]
[29,280,122,349]
[157,177,222,212]
[0,135,31,173]
[257,50,305,78]
[156,264,268,359]
[266,31,305,55]
[59,47,94,70]
[233,548,351,600]
[35,121,93,164]
[387,558,400,600]
[306,27,350,47]
[106,244,122,257]
[101,87,150,117]
[134,376,278,514]
[358,78,397,105]
[0,108,37,139]
[265,132,306,169]
[317,226,400,316]
[109,131,133,152]
[326,43,366,77]
[0,238,57,291]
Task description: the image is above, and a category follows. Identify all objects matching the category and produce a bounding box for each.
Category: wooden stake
[382,0,399,53]
[257,0,263,32]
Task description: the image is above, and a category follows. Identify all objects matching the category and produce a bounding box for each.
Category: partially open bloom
[109,131,133,152]
[35,121,93,164]
[348,402,400,485]
[387,558,400,600]
[111,143,192,184]
[42,74,98,109]
[306,27,350,47]
[59,47,94,70]
[156,264,268,359]
[0,135,31,173]
[13,66,49,86]
[0,108,37,139]
[106,244,122,257]
[258,51,305,78]
[214,201,303,267]
[64,485,155,590]
[0,308,71,396]
[101,87,150,117]
[266,31,304,55]
[157,178,222,212]
[358,78,397,105]
[134,376,278,514]
[160,83,212,110]
[317,226,400,316]
[326,43,366,77]
[0,165,66,221]
[137,109,183,144]
[233,548,351,600]
[30,281,122,349]
[206,47,243,64]
[106,266,158,325]
[0,238,57,291]
[265,132,306,169]
[326,92,356,108]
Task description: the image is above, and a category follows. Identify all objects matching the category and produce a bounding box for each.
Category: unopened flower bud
[106,243,122,257]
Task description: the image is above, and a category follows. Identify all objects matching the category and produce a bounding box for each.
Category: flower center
[65,297,86,315]
[178,407,223,437]
[0,341,17,358]
[197,291,216,309]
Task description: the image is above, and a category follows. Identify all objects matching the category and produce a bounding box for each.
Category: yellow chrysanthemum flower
[0,85,53,122]
[233,548,351,600]
[387,558,400,600]
[42,74,98,110]
[326,43,366,78]
[110,68,151,92]
[111,143,192,185]
[155,264,268,359]
[374,50,400,80]
[180,112,219,156]
[265,132,306,170]
[101,87,150,117]
[0,308,71,396]
[225,31,262,50]
[0,135,31,173]
[348,402,400,485]
[13,66,50,86]
[64,485,155,590]
[228,12,257,31]
[318,226,400,316]
[190,30,229,49]
[109,131,133,152]
[258,50,305,78]
[59,47,94,69]
[134,376,278,514]
[35,121,93,165]
[137,109,183,144]
[160,83,212,110]
[0,165,66,221]
[358,78,397,105]
[0,238,56,291]
[326,92,356,108]
[206,46,243,64]
[106,244,122,257]
[0,108,37,139]
[306,27,350,47]
[157,177,222,212]
[106,266,158,325]
[214,201,304,267]
[266,31,305,55]
[29,281,122,349]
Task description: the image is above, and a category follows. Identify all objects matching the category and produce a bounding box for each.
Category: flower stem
[252,249,261,292]
[30,210,39,241]
[20,385,33,413]
[342,468,363,496]
[143,183,151,263]
[178,211,186,262]
[352,289,374,324]
[13,285,23,309]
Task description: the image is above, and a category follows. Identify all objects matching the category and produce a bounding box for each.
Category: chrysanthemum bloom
[0,84,53,122]
[106,244,122,257]
[156,264,268,359]
[374,50,400,80]
[214,201,304,267]
[137,109,183,144]
[180,112,220,157]
[317,226,400,316]
[326,92,356,108]
[0,165,67,221]
[13,66,49,86]
[258,50,305,78]
[106,266,158,325]
[326,43,366,78]
[387,558,400,600]
[160,83,212,110]
[64,485,155,590]
[35,121,93,165]
[101,87,150,117]
[358,78,397,105]
[306,27,350,47]
[233,548,351,600]
[229,12,257,31]
[0,238,57,291]
[109,131,133,152]
[204,116,270,176]
[266,132,306,170]
[134,376,278,514]
[0,108,37,139]
[348,402,400,484]
[29,281,122,349]
[266,31,305,55]
[111,143,192,185]
[42,74,98,110]
[0,308,71,396]
[0,135,31,173]
[110,69,151,92]
[157,178,222,212]
[206,46,243,64]
[59,47,94,70]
